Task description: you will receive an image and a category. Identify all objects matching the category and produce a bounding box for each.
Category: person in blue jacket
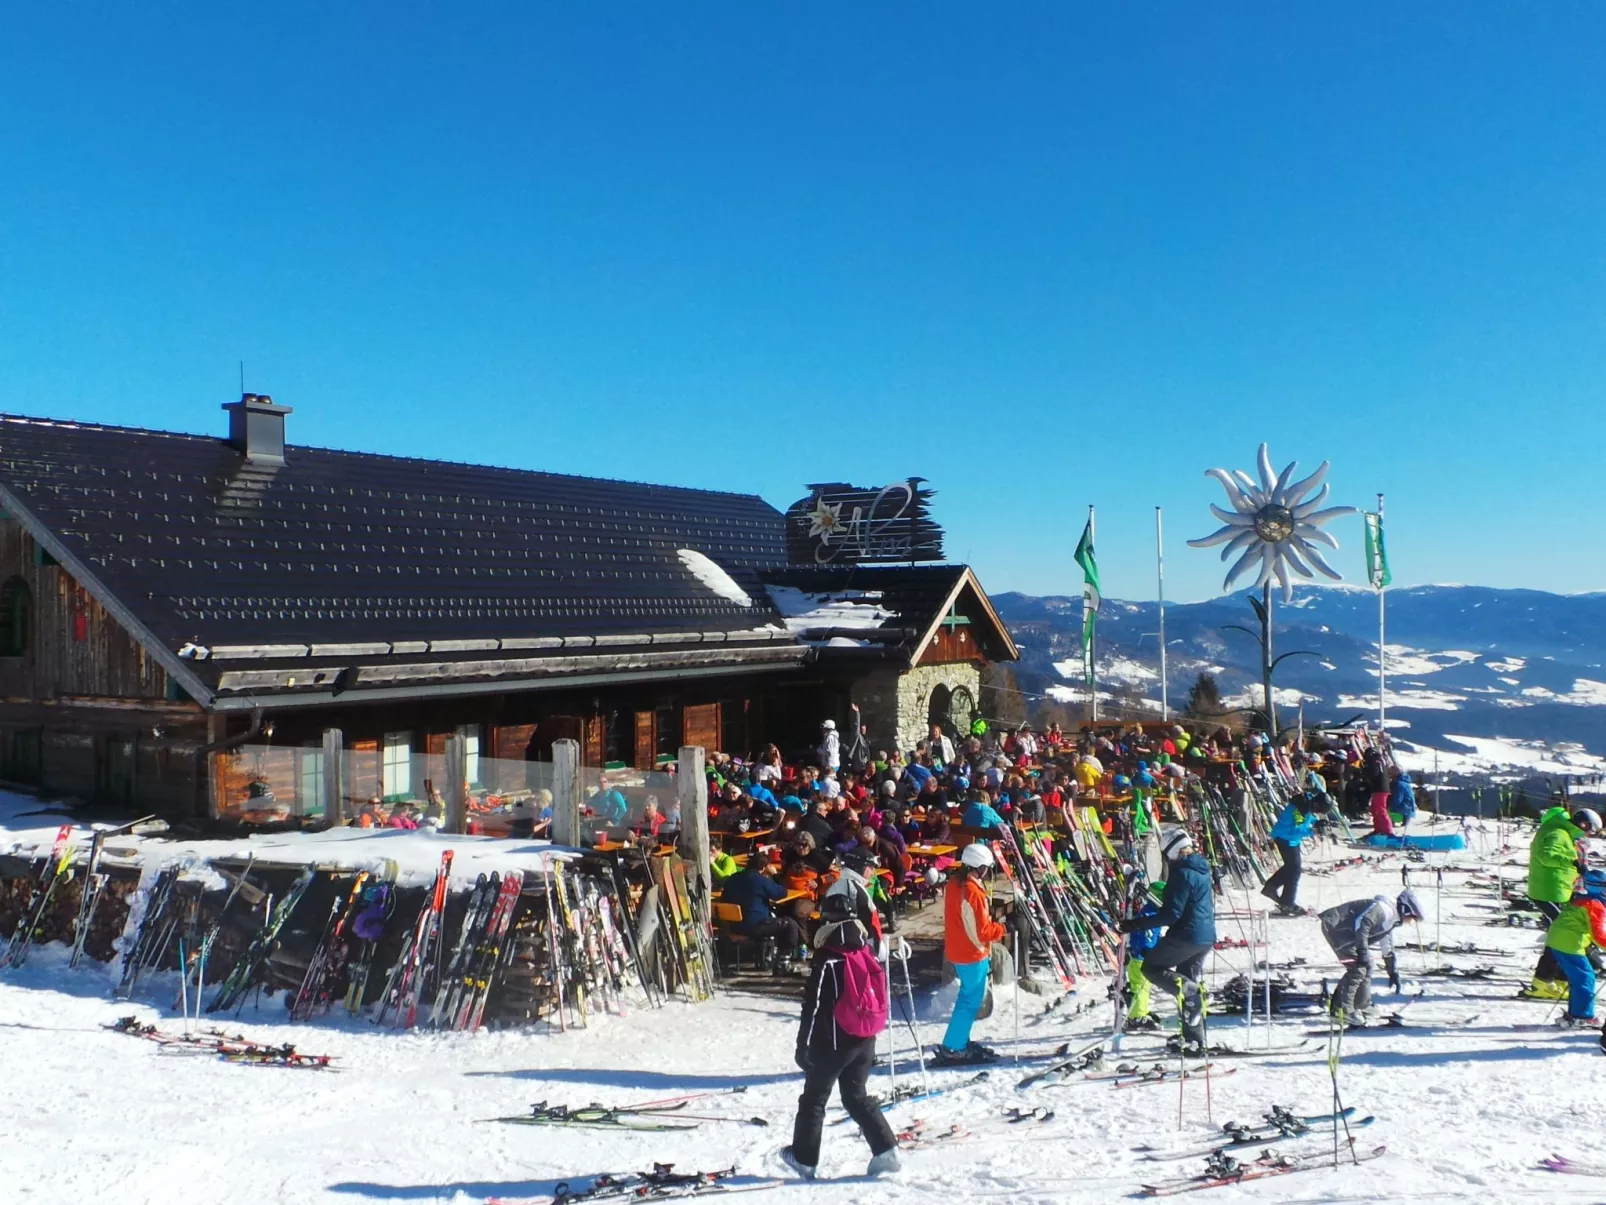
[961,789,1006,833]
[1119,827,1216,1055]
[1263,787,1321,916]
[719,864,803,971]
[1390,772,1418,831]
[1123,901,1162,1032]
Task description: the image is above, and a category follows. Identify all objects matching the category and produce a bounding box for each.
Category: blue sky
[2,5,1603,602]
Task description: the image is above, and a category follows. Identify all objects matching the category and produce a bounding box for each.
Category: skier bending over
[1118,827,1215,1056]
[1319,889,1424,1025]
[781,892,899,1181]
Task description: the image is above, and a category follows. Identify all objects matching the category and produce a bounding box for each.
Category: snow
[1486,657,1527,674]
[764,586,892,642]
[1338,690,1466,712]
[1394,735,1606,780]
[1221,686,1315,708]
[677,549,753,608]
[0,792,585,891]
[6,821,1605,1203]
[1364,647,1481,677]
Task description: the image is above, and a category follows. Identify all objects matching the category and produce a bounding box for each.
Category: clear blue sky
[3,5,1603,602]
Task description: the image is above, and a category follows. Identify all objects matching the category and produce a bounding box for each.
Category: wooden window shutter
[681,703,720,753]
[634,711,656,770]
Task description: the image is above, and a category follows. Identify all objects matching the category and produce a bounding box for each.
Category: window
[0,577,32,658]
[299,747,326,817]
[382,731,412,799]
[462,729,481,788]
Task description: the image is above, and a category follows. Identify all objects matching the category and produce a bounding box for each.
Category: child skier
[935,842,1006,1064]
[781,892,899,1180]
[1123,899,1161,1032]
[1318,890,1424,1026]
[1539,877,1606,1026]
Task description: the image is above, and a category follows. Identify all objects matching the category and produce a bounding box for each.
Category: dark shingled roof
[0,411,1012,709]
[0,413,806,706]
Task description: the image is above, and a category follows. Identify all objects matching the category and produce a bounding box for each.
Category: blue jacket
[719,869,786,935]
[1271,800,1319,846]
[962,801,1006,831]
[1127,903,1160,957]
[1391,775,1417,820]
[591,788,629,826]
[1136,853,1215,946]
[748,783,778,809]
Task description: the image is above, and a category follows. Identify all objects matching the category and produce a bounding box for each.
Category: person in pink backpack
[780,892,899,1181]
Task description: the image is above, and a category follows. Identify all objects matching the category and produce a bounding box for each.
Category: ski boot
[1519,980,1569,1001]
[1557,1013,1597,1029]
[1164,1035,1207,1058]
[866,1148,902,1177]
[779,1147,816,1181]
[1123,1013,1160,1033]
[930,1041,998,1066]
[1274,903,1308,918]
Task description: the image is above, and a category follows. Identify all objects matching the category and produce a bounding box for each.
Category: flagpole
[1089,504,1098,724]
[1156,506,1168,721]
[1378,492,1387,733]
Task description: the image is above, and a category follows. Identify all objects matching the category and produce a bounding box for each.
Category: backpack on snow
[833,946,889,1038]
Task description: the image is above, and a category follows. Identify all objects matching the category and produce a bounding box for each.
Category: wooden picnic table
[907,843,957,858]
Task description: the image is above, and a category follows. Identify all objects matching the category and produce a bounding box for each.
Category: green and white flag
[1363,511,1392,589]
[1074,518,1101,686]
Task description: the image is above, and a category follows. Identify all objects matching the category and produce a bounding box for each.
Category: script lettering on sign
[784,479,945,565]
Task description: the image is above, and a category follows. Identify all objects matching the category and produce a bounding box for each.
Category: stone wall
[851,661,981,758]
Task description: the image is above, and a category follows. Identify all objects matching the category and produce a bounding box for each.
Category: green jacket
[1545,898,1606,955]
[1528,810,1583,904]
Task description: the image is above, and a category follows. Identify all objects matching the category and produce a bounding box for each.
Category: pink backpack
[833,946,889,1038]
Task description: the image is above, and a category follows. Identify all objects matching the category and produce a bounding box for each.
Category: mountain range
[990,585,1606,787]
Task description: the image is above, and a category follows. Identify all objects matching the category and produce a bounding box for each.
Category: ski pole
[1013,927,1021,1069]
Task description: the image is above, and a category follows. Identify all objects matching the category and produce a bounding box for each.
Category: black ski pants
[1261,840,1302,908]
[743,916,802,963]
[791,1034,897,1168]
[1141,934,1211,1045]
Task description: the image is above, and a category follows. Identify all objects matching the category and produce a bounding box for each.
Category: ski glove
[1116,917,1144,935]
[1384,952,1401,993]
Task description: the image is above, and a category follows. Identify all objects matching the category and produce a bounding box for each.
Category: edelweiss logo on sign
[784,479,945,565]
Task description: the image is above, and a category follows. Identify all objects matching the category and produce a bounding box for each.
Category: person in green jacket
[1526,807,1601,992]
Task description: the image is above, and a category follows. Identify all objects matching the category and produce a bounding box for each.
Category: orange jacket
[945,875,1005,965]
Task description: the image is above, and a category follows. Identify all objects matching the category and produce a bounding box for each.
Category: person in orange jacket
[937,842,1006,1064]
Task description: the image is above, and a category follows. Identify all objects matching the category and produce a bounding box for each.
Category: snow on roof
[677,549,753,608]
[764,585,893,634]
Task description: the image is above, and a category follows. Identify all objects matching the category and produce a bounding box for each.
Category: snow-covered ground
[5,810,1606,1203]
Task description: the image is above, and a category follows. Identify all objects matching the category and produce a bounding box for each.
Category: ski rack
[1212,906,1272,1047]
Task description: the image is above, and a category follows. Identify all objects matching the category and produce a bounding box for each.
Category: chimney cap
[226,392,292,414]
[222,393,292,464]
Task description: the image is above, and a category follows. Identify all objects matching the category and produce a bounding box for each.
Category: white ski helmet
[960,843,995,871]
[1573,809,1602,834]
[1159,827,1194,862]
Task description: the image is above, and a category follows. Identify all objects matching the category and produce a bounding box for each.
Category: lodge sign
[784,479,946,565]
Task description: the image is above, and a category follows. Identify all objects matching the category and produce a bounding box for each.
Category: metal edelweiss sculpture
[1188,444,1356,736]
[1188,443,1356,603]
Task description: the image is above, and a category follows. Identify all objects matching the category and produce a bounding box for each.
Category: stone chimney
[222,393,293,465]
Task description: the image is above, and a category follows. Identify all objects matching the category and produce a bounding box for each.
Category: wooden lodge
[0,399,1016,823]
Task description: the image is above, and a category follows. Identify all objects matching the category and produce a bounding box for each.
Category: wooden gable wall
[0,518,173,703]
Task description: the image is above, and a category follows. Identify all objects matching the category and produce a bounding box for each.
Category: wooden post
[444,733,467,834]
[322,727,344,824]
[677,745,711,897]
[550,737,581,847]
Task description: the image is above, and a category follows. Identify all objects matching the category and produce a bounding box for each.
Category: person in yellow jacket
[937,843,1006,1065]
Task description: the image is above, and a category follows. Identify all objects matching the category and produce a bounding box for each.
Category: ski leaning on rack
[1139,1141,1388,1196]
[68,828,109,968]
[429,871,499,1027]
[290,870,372,1021]
[208,867,315,1013]
[115,865,183,999]
[2,823,74,969]
[457,870,524,1031]
[376,850,453,1028]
